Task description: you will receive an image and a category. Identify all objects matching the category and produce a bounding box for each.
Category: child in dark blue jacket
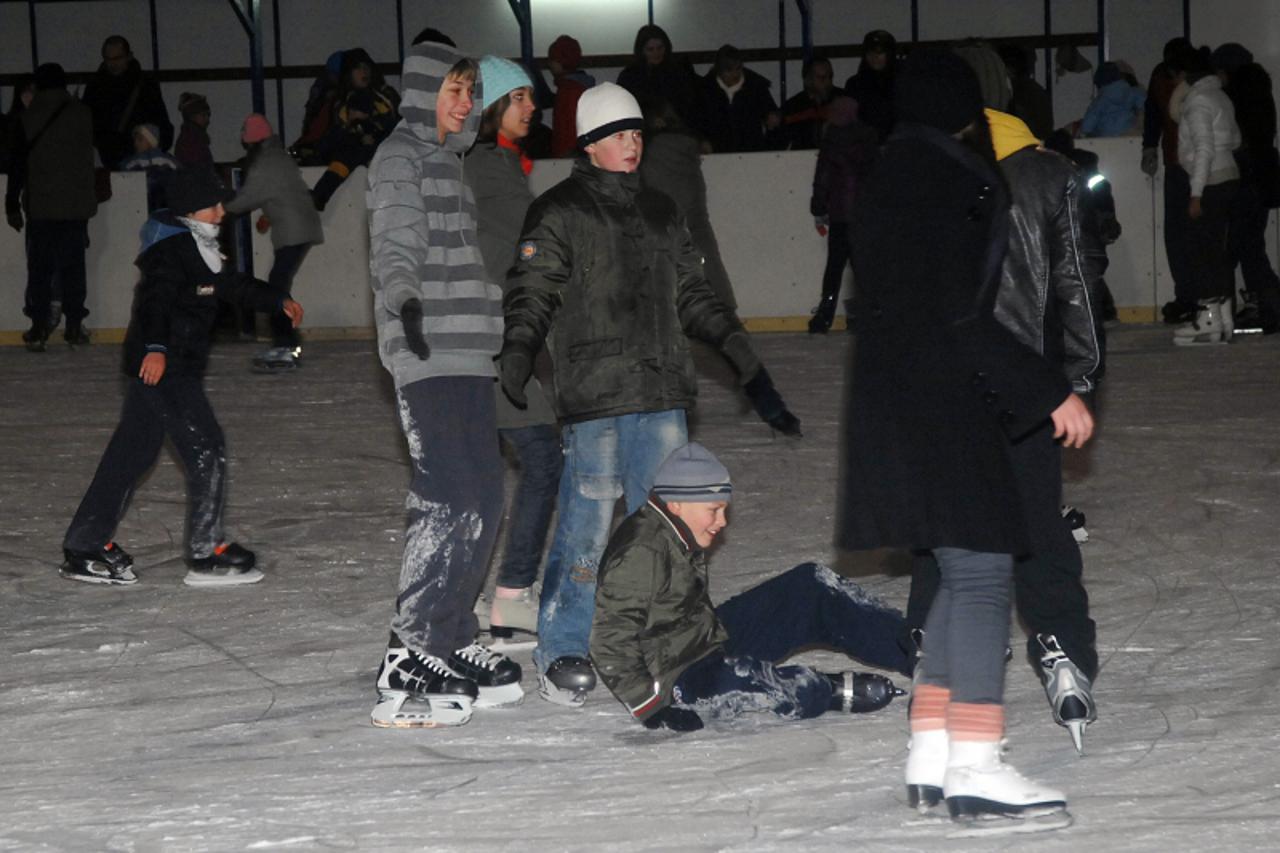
[61,168,303,587]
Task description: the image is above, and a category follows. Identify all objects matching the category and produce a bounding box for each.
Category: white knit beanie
[575,82,644,147]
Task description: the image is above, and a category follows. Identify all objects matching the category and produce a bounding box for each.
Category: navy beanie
[894,49,984,135]
[652,443,732,504]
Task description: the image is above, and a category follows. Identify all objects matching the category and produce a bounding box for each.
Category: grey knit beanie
[652,443,732,503]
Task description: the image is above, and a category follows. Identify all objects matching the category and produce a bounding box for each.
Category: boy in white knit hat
[499,81,803,707]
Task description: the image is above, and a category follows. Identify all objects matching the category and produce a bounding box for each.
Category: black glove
[497,346,532,409]
[642,705,704,732]
[400,298,430,360]
[743,367,802,437]
[6,209,22,233]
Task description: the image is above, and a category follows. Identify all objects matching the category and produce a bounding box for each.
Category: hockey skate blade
[183,567,265,587]
[473,681,526,709]
[1067,720,1086,754]
[947,807,1072,838]
[907,784,944,814]
[59,565,138,586]
[371,692,473,728]
[538,676,588,708]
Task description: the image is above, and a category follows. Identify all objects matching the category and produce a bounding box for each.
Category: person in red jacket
[548,35,594,158]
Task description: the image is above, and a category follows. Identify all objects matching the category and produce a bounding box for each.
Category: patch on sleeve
[196,283,215,296]
[518,240,538,262]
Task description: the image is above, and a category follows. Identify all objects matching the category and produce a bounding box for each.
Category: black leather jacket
[504,159,758,423]
[994,146,1106,395]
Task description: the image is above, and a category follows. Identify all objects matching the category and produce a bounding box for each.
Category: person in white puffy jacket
[1169,48,1242,345]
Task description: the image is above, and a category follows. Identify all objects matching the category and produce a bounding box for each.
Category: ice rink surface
[3,327,1279,852]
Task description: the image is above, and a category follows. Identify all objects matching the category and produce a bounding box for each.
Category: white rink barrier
[2,138,1274,342]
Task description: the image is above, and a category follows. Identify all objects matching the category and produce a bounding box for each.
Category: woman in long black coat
[838,50,1092,825]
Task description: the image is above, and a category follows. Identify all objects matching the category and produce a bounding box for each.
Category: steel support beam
[794,0,812,63]
[148,0,159,70]
[273,0,285,135]
[27,0,38,67]
[777,0,787,102]
[911,0,919,42]
[506,0,533,66]
[1044,0,1053,106]
[1097,0,1106,65]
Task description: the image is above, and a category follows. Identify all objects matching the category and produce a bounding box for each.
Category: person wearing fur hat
[119,123,179,211]
[174,92,213,168]
[60,167,303,588]
[839,49,1091,828]
[500,81,801,709]
[591,442,908,732]
[548,35,595,158]
[224,113,324,372]
[464,56,562,640]
[311,48,400,210]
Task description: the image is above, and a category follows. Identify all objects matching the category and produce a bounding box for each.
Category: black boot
[311,169,344,211]
[22,321,48,352]
[808,293,838,334]
[185,542,263,586]
[64,322,90,347]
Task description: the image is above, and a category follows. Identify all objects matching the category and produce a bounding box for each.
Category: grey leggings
[918,547,1013,705]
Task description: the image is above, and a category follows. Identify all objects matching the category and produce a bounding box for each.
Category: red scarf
[497,132,533,176]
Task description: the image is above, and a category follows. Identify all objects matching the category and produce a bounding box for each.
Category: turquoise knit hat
[479,55,533,110]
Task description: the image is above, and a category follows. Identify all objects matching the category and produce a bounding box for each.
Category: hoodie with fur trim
[367,42,502,388]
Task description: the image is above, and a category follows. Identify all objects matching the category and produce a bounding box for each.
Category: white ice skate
[905,729,948,813]
[944,739,1070,835]
[371,634,477,728]
[1173,296,1233,346]
[1037,634,1097,754]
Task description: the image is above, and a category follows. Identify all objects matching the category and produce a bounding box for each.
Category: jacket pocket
[567,336,622,362]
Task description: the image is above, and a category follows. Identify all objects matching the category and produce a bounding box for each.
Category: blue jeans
[673,563,912,720]
[495,423,562,589]
[533,409,688,672]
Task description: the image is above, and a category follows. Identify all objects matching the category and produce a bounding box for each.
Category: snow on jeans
[391,377,503,660]
[533,409,688,673]
[673,563,913,720]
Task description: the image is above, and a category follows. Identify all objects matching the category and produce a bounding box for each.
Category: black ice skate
[1060,505,1088,543]
[251,346,301,374]
[829,671,905,713]
[373,633,478,728]
[1037,633,1096,754]
[448,642,524,707]
[538,656,596,708]
[60,542,137,586]
[184,542,264,587]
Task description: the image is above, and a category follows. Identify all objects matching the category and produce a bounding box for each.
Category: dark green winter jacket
[503,159,760,424]
[590,500,729,721]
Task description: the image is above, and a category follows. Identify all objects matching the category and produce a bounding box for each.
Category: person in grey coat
[4,63,97,351]
[638,95,738,311]
[465,56,562,639]
[224,113,324,372]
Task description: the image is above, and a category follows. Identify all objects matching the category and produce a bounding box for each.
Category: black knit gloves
[744,367,802,437]
[400,298,430,360]
[497,345,532,409]
[643,706,704,732]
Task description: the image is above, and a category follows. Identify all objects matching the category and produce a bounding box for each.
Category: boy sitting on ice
[591,442,911,731]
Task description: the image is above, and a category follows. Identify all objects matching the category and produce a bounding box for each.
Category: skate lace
[454,642,504,671]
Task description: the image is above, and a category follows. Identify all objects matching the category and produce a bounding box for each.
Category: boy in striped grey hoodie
[365,42,522,728]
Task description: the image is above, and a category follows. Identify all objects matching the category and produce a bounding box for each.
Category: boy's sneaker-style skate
[1037,633,1096,754]
[488,584,539,639]
[538,655,597,707]
[830,671,905,714]
[448,642,524,707]
[905,728,948,813]
[60,542,137,586]
[63,324,91,347]
[251,346,301,373]
[1060,505,1088,543]
[372,633,477,728]
[22,322,48,353]
[944,740,1071,835]
[184,542,264,587]
[1174,296,1233,346]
